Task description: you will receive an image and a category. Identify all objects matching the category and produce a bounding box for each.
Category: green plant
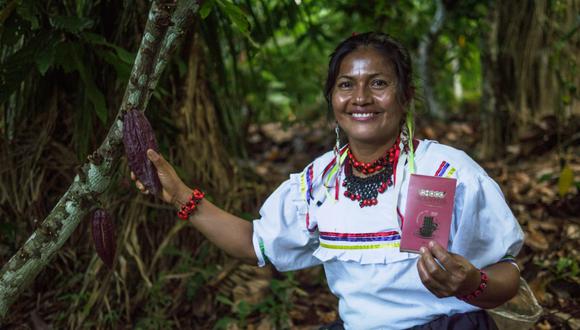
[554,256,580,280]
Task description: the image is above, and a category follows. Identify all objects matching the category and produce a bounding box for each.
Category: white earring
[335,123,341,151]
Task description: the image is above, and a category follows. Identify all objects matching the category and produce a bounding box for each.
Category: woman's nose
[352,85,371,106]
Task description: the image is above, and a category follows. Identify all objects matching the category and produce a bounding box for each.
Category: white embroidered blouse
[252,139,524,330]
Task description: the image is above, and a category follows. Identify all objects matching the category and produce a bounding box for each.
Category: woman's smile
[349,111,381,121]
[331,47,405,159]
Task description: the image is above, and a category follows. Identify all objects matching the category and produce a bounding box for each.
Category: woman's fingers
[135,180,145,191]
[417,256,447,297]
[428,241,459,273]
[417,242,481,298]
[420,246,447,282]
[134,179,150,194]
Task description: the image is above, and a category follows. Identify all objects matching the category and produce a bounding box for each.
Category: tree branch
[0,0,199,320]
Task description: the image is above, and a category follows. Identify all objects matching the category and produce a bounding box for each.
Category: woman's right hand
[131,149,192,208]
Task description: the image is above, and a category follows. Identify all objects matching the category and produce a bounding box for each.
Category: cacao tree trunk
[0,0,199,320]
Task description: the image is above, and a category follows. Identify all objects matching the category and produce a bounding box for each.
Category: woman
[132,32,523,329]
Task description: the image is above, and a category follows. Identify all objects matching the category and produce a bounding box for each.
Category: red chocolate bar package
[400,174,457,253]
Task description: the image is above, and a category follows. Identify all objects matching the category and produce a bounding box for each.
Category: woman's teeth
[351,112,374,118]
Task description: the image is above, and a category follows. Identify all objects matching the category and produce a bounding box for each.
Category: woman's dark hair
[324,32,414,113]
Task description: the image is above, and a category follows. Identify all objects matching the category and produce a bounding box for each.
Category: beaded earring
[335,123,341,152]
[401,117,410,152]
[334,123,341,200]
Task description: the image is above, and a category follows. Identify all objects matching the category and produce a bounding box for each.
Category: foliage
[0,0,135,158]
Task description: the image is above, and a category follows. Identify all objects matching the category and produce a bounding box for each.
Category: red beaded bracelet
[177,188,205,220]
[458,270,489,302]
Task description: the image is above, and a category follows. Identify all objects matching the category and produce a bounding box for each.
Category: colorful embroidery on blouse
[499,254,520,271]
[300,170,307,201]
[300,164,315,203]
[434,161,446,176]
[320,242,400,250]
[319,231,401,249]
[435,161,451,177]
[501,254,516,260]
[445,167,456,178]
[322,148,348,202]
[306,165,314,203]
[323,149,348,184]
[258,238,270,264]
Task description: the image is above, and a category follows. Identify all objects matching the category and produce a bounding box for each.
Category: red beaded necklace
[347,140,399,175]
[343,138,400,207]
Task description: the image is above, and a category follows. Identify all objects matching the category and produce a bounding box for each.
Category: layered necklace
[342,138,400,207]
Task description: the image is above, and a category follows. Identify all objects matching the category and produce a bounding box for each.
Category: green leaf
[213,317,237,330]
[200,0,214,19]
[537,173,553,183]
[94,49,131,82]
[50,16,94,33]
[83,32,135,64]
[236,301,251,316]
[86,83,108,124]
[114,47,135,64]
[15,1,40,29]
[215,295,234,306]
[215,0,257,46]
[58,42,108,123]
[571,260,580,277]
[35,44,57,75]
[81,32,107,44]
[556,257,571,274]
[0,32,54,103]
[558,165,574,197]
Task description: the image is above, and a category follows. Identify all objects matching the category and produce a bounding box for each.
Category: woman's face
[331,47,404,147]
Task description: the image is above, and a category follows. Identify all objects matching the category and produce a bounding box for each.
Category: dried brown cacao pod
[91,208,115,268]
[123,109,162,196]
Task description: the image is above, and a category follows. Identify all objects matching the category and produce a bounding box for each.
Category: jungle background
[0,0,579,329]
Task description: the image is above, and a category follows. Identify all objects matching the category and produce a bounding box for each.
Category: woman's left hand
[417,241,481,298]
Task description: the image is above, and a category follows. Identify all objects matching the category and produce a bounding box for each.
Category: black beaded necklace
[342,140,400,207]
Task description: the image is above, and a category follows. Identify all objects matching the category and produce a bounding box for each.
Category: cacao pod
[91,208,115,268]
[123,109,162,196]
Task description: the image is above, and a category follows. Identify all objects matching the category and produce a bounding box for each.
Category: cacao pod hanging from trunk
[123,109,162,196]
[91,208,116,268]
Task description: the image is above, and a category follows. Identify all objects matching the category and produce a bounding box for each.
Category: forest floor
[241,114,580,330]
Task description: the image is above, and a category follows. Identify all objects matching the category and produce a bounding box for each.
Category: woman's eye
[371,80,388,88]
[337,81,352,89]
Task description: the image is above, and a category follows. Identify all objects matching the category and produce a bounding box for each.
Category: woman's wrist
[457,269,489,302]
[173,185,194,209]
[177,188,205,220]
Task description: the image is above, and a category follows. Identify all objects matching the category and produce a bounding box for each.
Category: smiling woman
[131,32,524,330]
[331,47,405,158]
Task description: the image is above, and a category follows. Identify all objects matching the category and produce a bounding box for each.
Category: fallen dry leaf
[525,229,550,251]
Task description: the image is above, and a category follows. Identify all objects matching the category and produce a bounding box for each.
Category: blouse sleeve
[252,172,322,272]
[450,173,524,268]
